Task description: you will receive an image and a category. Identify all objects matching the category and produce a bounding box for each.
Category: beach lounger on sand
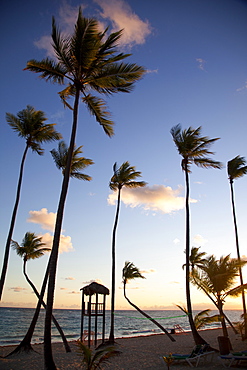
[218,352,247,367]
[163,344,215,367]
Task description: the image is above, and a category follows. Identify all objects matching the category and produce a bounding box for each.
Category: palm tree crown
[122,261,145,285]
[11,232,50,262]
[170,124,222,172]
[51,140,94,180]
[25,9,146,137]
[182,246,207,270]
[110,161,147,191]
[227,155,247,183]
[6,105,62,154]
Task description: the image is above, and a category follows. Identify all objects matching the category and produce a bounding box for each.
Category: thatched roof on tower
[80,282,109,296]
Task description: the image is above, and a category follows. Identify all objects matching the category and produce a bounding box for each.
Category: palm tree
[123,261,175,342]
[227,155,247,339]
[76,341,121,370]
[0,106,61,301]
[191,254,247,338]
[109,162,146,343]
[176,305,220,330]
[25,9,145,368]
[51,140,94,180]
[170,124,222,344]
[7,232,70,355]
[182,246,207,271]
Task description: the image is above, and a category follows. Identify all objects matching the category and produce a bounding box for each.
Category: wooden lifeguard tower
[80,282,109,347]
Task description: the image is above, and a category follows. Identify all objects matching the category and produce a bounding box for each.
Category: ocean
[0,307,242,346]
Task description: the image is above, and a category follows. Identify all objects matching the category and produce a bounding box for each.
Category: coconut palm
[182,246,207,271]
[51,140,94,180]
[123,261,175,342]
[228,155,247,338]
[176,305,220,330]
[25,9,145,368]
[191,254,247,338]
[7,232,70,355]
[170,124,222,344]
[109,162,146,343]
[0,106,61,301]
[76,340,121,369]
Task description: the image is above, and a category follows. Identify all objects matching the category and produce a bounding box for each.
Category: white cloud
[108,184,197,214]
[34,0,151,56]
[192,234,208,246]
[236,80,247,92]
[196,58,207,71]
[94,0,152,48]
[9,287,27,293]
[40,233,73,254]
[27,208,56,232]
[173,238,180,245]
[65,277,76,281]
[140,268,156,274]
[82,279,104,286]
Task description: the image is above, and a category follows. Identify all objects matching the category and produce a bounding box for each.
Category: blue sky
[0,0,246,311]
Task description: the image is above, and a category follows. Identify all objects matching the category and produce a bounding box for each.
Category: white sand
[0,328,246,369]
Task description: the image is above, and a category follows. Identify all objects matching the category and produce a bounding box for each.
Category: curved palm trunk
[109,187,121,343]
[230,180,247,339]
[0,144,29,301]
[18,261,71,352]
[44,89,80,370]
[123,283,175,342]
[184,167,206,345]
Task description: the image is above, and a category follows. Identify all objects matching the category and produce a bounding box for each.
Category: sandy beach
[0,328,246,369]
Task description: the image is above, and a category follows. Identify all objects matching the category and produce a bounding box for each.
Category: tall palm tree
[170,124,222,344]
[7,232,70,355]
[191,254,247,338]
[51,140,94,180]
[123,261,175,342]
[227,155,247,339]
[0,106,61,301]
[109,162,146,343]
[25,9,145,368]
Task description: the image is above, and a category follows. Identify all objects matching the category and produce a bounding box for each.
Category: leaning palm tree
[192,254,247,338]
[7,232,70,355]
[51,140,94,180]
[123,261,175,342]
[228,155,247,339]
[109,162,146,343]
[170,124,222,344]
[25,9,145,368]
[0,106,61,301]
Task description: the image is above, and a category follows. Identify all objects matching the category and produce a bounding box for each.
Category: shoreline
[1,328,246,369]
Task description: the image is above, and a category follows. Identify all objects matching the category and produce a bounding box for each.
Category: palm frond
[83,94,114,136]
[228,155,247,182]
[25,59,67,84]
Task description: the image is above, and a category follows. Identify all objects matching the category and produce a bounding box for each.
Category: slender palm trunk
[230,180,247,339]
[44,89,80,370]
[184,167,206,345]
[0,144,29,301]
[109,187,121,343]
[217,296,229,337]
[22,260,70,352]
[123,283,175,342]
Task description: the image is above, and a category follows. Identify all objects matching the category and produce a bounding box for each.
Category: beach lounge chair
[163,344,214,368]
[218,352,247,368]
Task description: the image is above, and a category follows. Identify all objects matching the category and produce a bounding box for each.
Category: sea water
[0,307,242,346]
